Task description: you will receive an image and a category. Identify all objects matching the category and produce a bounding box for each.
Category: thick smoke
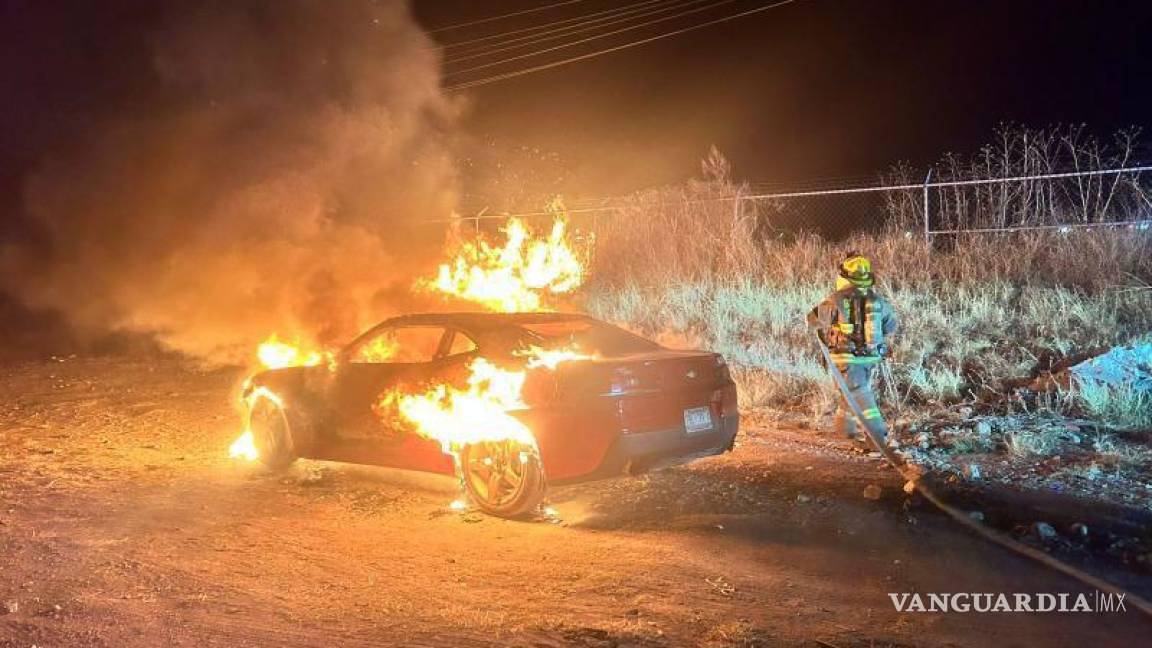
[0,1,456,362]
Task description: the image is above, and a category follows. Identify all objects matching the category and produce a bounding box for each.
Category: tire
[459,440,546,518]
[249,394,298,471]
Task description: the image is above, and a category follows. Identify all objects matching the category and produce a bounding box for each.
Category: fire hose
[813,331,1152,617]
[878,357,902,419]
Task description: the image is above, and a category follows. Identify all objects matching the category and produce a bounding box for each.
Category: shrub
[1075,379,1152,430]
[576,134,1152,411]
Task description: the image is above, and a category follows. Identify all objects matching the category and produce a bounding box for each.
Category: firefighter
[807,252,899,448]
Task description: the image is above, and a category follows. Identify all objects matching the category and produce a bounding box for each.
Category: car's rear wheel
[250,395,298,470]
[460,440,545,518]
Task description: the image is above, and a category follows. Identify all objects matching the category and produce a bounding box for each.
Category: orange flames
[354,335,399,363]
[230,210,595,509]
[228,385,284,462]
[395,209,593,471]
[517,345,596,370]
[379,357,536,455]
[256,334,330,370]
[230,337,329,462]
[377,346,593,458]
[429,215,583,312]
[228,429,259,461]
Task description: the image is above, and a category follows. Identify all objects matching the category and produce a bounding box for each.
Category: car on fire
[243,312,739,517]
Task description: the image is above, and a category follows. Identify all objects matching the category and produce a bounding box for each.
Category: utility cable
[426,0,589,34]
[444,0,713,65]
[445,0,749,79]
[445,0,799,92]
[435,0,669,51]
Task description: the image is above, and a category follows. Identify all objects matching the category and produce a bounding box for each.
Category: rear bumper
[549,412,739,486]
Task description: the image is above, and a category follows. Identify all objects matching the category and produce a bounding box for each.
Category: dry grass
[577,161,1152,413]
[1072,378,1152,430]
[702,619,774,647]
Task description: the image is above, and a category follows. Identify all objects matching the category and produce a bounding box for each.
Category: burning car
[238,312,739,517]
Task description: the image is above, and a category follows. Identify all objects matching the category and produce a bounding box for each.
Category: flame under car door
[320,325,473,472]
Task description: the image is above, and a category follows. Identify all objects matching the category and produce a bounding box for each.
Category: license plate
[683,407,713,434]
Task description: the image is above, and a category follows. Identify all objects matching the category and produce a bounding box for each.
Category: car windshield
[515,318,659,356]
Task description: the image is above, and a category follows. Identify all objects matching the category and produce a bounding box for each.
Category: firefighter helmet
[839,252,874,288]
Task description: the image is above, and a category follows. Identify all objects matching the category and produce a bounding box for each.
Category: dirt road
[1,356,1149,647]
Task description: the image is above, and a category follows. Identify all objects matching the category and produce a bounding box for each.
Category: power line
[426,0,589,34]
[434,0,668,50]
[444,0,800,92]
[436,164,1152,222]
[445,0,749,79]
[444,0,711,65]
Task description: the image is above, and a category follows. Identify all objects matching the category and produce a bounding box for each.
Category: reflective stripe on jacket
[807,286,898,363]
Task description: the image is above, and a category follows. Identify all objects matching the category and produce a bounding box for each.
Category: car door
[318,324,476,472]
[386,328,479,472]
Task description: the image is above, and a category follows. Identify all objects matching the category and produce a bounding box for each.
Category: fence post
[922,167,934,245]
[472,207,487,236]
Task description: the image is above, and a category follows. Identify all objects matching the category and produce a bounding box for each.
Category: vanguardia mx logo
[888,591,1128,613]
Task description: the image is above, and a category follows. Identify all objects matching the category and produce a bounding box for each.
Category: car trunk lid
[553,350,728,434]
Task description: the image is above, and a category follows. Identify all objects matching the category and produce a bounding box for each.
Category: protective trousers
[833,362,888,446]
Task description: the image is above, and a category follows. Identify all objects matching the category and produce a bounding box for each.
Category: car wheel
[249,394,298,470]
[460,440,545,518]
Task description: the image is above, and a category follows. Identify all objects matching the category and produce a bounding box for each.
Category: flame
[234,205,594,472]
[227,386,285,463]
[378,346,593,458]
[232,335,329,461]
[395,207,593,463]
[257,334,329,370]
[517,345,596,370]
[229,429,259,461]
[353,334,399,363]
[428,215,584,312]
[380,357,535,455]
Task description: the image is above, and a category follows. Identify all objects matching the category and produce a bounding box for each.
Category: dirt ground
[2,356,1150,647]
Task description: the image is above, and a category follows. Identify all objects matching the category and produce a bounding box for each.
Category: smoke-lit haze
[0,0,456,362]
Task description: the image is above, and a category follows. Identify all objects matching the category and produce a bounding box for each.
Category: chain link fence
[444,165,1152,244]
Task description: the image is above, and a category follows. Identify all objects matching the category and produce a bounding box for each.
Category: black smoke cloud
[0,0,456,362]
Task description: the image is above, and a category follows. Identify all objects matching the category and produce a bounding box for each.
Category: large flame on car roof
[428,212,584,312]
[383,209,595,509]
[230,208,596,512]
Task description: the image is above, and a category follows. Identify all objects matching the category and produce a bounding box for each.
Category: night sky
[2,1,1151,206]
[0,0,1149,350]
[413,0,1152,197]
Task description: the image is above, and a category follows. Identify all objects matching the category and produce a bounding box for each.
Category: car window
[445,331,478,357]
[350,326,446,364]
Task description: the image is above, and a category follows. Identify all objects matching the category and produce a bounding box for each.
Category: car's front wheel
[460,440,545,518]
[249,395,298,471]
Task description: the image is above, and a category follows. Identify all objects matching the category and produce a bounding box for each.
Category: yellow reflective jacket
[807,285,898,365]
